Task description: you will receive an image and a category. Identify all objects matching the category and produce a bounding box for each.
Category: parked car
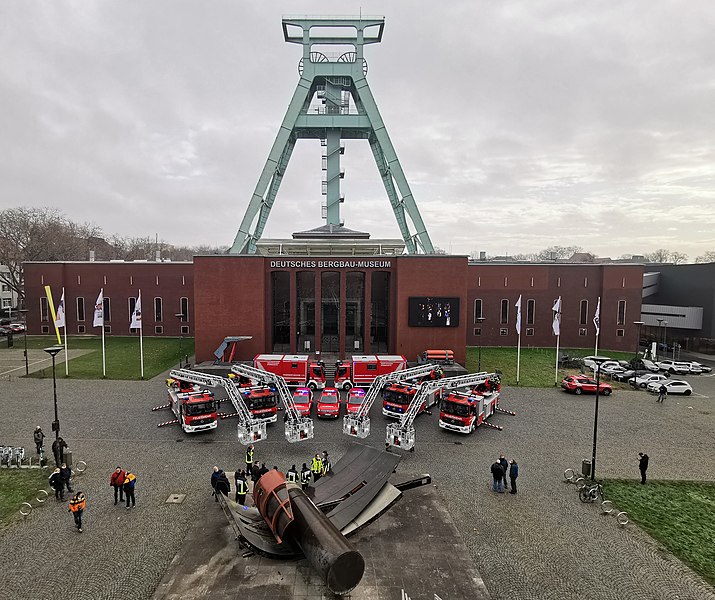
[292,387,313,417]
[686,361,712,374]
[656,360,691,375]
[630,373,669,389]
[561,375,613,395]
[646,379,693,396]
[346,388,365,415]
[597,361,627,376]
[612,369,648,382]
[8,323,25,333]
[0,326,10,337]
[582,355,611,370]
[316,387,341,419]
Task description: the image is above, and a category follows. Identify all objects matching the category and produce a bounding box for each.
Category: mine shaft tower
[230,16,435,255]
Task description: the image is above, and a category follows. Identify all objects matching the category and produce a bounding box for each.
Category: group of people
[48,463,74,501]
[287,451,332,490]
[110,467,138,508]
[490,454,519,494]
[33,426,69,468]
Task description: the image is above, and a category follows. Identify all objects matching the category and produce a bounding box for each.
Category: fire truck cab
[240,386,278,423]
[254,354,326,390]
[334,355,407,390]
[382,367,444,419]
[167,379,218,433]
[439,376,501,434]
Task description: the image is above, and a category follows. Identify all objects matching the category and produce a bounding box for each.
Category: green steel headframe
[229,16,435,254]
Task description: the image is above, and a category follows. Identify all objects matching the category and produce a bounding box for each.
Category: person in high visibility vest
[300,463,311,490]
[245,444,254,469]
[311,454,323,482]
[166,377,176,388]
[286,464,299,484]
[68,491,86,532]
[235,472,249,505]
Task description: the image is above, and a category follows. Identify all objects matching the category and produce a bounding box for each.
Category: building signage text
[270,260,391,269]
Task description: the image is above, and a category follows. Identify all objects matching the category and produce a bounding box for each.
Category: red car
[561,375,612,396]
[346,388,365,414]
[292,387,313,416]
[316,387,341,418]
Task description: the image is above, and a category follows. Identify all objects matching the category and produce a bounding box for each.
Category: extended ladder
[386,372,495,451]
[231,364,314,443]
[342,364,439,439]
[169,369,266,445]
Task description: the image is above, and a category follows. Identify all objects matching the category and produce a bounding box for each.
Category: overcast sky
[2,1,715,259]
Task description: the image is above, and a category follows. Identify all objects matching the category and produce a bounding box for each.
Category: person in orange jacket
[69,491,86,532]
[110,467,126,505]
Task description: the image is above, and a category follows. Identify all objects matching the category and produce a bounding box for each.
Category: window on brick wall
[617,300,626,326]
[580,300,588,325]
[500,299,509,324]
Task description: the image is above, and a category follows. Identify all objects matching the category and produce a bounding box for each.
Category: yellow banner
[44,285,63,345]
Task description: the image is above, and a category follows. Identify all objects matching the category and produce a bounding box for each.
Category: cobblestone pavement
[0,369,713,600]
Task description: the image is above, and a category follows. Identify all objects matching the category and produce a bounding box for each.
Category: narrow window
[500,299,509,324]
[180,297,189,321]
[40,297,49,322]
[579,300,588,325]
[617,300,626,326]
[103,297,111,322]
[155,297,163,322]
[557,277,561,288]
[527,299,535,325]
[473,299,483,322]
[76,297,85,322]
[504,277,508,287]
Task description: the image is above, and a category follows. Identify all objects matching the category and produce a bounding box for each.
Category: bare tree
[534,246,584,261]
[695,251,715,264]
[644,249,689,264]
[0,207,100,304]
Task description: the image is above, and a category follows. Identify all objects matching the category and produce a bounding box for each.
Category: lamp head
[43,345,63,357]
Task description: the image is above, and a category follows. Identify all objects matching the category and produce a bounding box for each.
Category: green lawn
[604,480,715,586]
[465,347,636,387]
[0,469,51,527]
[21,336,194,380]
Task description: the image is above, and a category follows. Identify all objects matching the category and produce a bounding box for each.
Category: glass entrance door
[321,272,340,352]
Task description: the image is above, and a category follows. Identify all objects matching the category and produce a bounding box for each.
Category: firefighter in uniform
[286,464,299,484]
[245,444,254,471]
[235,472,249,505]
[311,453,323,482]
[321,451,332,476]
[300,463,311,490]
[68,491,86,532]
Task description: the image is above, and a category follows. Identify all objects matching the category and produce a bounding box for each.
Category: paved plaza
[0,365,714,599]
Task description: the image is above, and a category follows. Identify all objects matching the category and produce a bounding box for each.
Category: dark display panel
[408,297,459,327]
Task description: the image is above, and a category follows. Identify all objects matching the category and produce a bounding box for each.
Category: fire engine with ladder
[157,369,266,444]
[438,374,504,434]
[342,363,440,439]
[387,372,515,451]
[230,364,314,443]
[382,366,445,419]
[159,378,219,433]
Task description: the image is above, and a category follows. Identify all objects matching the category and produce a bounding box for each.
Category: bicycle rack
[565,468,629,527]
[17,459,87,518]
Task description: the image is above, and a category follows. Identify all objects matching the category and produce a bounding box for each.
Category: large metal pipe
[254,471,365,595]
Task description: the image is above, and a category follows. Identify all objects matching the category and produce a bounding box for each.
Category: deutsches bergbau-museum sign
[270,260,391,269]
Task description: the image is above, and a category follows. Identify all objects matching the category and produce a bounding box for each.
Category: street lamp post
[656,318,664,359]
[44,345,63,441]
[476,317,485,371]
[19,308,29,376]
[590,355,609,481]
[175,313,185,367]
[633,321,644,363]
[664,321,668,357]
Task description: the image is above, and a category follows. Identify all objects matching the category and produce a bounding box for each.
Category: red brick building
[24,256,643,365]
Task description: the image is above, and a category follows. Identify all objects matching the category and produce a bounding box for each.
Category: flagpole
[516,332,521,385]
[63,322,68,376]
[139,324,144,379]
[101,317,106,377]
[554,332,560,386]
[594,296,601,355]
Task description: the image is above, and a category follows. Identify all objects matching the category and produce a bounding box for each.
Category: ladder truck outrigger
[386,372,512,452]
[342,363,440,439]
[231,364,314,443]
[168,369,267,444]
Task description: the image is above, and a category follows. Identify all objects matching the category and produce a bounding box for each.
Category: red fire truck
[382,367,445,418]
[254,354,326,390]
[240,386,278,423]
[438,375,501,434]
[166,379,218,433]
[334,355,407,390]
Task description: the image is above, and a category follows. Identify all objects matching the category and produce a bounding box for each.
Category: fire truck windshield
[185,401,216,416]
[441,400,470,417]
[246,394,277,409]
[383,389,411,405]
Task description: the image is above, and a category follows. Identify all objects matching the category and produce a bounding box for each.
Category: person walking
[251,461,261,484]
[123,471,137,508]
[59,463,73,494]
[311,453,323,483]
[110,467,126,505]
[51,436,67,467]
[211,466,222,502]
[258,462,269,479]
[286,464,299,484]
[508,459,519,495]
[68,491,86,533]
[33,426,45,456]
[657,384,667,403]
[490,459,504,493]
[235,471,249,505]
[245,444,255,472]
[300,463,311,490]
[499,454,509,490]
[49,467,65,501]
[321,451,332,476]
[638,452,649,484]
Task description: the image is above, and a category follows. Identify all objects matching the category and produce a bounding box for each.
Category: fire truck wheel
[343,382,353,391]
[308,382,317,391]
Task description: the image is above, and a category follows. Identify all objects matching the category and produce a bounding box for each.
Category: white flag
[130,291,142,329]
[55,289,66,328]
[93,289,104,328]
[593,297,601,336]
[552,296,561,336]
[515,295,522,335]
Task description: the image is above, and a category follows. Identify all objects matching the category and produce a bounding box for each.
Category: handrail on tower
[231,364,314,443]
[169,368,266,445]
